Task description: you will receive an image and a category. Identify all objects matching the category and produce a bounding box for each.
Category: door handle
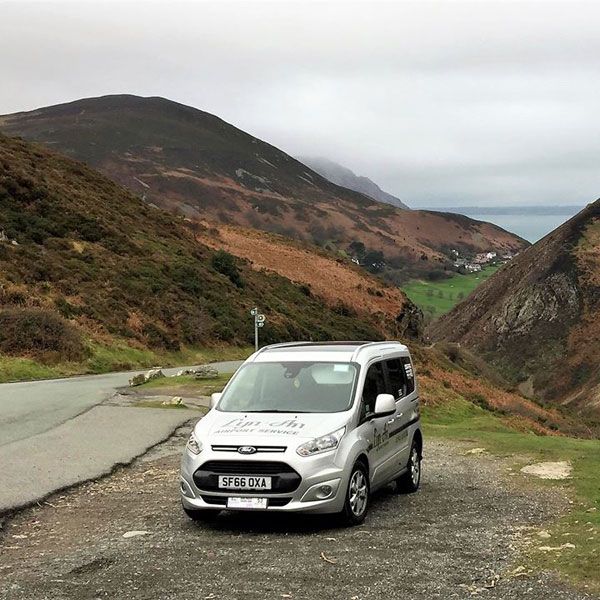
[387,417,395,425]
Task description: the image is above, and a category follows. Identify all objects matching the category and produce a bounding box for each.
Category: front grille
[201,495,291,507]
[194,461,301,494]
[211,445,287,453]
[199,461,296,474]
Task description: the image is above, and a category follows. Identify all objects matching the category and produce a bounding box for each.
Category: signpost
[250,308,266,351]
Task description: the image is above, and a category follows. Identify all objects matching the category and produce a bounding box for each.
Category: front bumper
[180,447,348,514]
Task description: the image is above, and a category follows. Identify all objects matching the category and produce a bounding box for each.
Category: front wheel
[339,461,370,526]
[396,441,422,493]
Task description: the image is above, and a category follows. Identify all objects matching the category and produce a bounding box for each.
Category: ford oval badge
[238,446,257,455]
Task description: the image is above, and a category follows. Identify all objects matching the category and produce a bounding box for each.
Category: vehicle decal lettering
[214,417,306,436]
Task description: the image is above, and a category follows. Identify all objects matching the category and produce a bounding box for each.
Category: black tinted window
[401,357,415,394]
[385,358,406,398]
[361,362,386,416]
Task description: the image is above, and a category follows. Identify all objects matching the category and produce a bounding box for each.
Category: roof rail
[350,340,404,362]
[252,341,313,358]
[252,340,405,362]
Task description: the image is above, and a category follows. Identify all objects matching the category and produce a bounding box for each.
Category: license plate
[218,475,272,490]
[227,497,268,510]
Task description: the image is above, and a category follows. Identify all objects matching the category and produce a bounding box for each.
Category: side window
[360,362,386,420]
[400,357,415,395]
[385,358,406,399]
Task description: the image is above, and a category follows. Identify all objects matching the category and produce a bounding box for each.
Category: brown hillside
[0,133,413,359]
[429,200,600,417]
[0,95,528,282]
[196,224,422,338]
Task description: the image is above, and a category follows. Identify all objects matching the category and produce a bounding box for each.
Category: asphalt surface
[0,361,243,514]
[0,361,242,446]
[0,431,593,600]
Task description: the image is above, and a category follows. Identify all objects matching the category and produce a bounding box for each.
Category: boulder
[145,367,164,381]
[161,396,183,406]
[129,373,146,387]
[193,365,219,379]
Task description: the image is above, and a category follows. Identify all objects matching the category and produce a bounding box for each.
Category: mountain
[0,132,422,366]
[297,156,409,209]
[0,95,528,282]
[429,200,600,417]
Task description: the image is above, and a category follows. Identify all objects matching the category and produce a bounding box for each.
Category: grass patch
[424,399,600,592]
[0,355,79,382]
[0,343,251,383]
[402,265,499,318]
[137,373,234,396]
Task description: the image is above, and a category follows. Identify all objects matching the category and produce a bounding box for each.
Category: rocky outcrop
[429,199,600,414]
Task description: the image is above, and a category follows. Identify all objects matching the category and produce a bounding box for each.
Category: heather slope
[0,95,527,282]
[0,133,411,368]
[429,200,600,417]
[196,223,422,338]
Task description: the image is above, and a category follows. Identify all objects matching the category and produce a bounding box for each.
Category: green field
[402,265,500,318]
[424,399,600,593]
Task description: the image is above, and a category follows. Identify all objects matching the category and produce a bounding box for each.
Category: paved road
[0,361,243,514]
[0,361,242,447]
[0,434,591,600]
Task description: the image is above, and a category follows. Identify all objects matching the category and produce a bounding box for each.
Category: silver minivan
[180,341,422,525]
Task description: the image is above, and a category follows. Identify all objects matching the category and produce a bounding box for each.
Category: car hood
[196,410,350,444]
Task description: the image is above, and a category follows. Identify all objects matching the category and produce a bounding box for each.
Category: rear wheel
[396,440,422,494]
[339,461,370,526]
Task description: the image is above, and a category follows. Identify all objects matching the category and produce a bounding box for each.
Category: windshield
[217,361,358,413]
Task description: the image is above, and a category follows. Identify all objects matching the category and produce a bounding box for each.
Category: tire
[182,504,220,522]
[396,440,422,494]
[339,461,370,526]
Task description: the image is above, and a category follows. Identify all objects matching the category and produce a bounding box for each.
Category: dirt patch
[0,432,591,600]
[521,461,573,480]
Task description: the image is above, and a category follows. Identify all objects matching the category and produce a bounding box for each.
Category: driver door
[358,361,394,488]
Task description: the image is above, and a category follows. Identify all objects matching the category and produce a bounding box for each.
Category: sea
[420,206,585,243]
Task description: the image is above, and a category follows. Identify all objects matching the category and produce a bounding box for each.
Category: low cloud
[1,0,599,207]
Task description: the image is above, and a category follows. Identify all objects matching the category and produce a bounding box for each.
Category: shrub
[211,250,245,288]
[0,308,85,360]
[142,322,180,351]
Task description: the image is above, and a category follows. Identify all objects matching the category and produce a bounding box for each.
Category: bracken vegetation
[0,133,385,368]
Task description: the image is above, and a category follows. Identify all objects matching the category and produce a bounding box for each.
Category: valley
[401,265,500,319]
[430,200,600,418]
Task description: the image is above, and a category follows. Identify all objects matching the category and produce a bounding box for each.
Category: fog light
[180,479,194,498]
[316,484,333,499]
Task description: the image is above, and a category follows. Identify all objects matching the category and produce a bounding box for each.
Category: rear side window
[361,361,386,418]
[385,358,406,399]
[401,357,415,395]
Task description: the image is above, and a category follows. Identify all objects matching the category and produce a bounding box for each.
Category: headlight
[187,431,202,455]
[296,427,346,457]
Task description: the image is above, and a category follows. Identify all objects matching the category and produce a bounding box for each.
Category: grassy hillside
[402,266,499,319]
[429,200,600,417]
[0,133,417,379]
[0,95,528,283]
[196,222,422,338]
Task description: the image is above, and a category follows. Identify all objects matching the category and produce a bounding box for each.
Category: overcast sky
[1,0,599,207]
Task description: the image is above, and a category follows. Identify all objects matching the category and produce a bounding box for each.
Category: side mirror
[373,393,396,417]
[210,392,222,409]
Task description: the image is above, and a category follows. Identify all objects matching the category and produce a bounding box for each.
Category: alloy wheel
[348,468,368,517]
